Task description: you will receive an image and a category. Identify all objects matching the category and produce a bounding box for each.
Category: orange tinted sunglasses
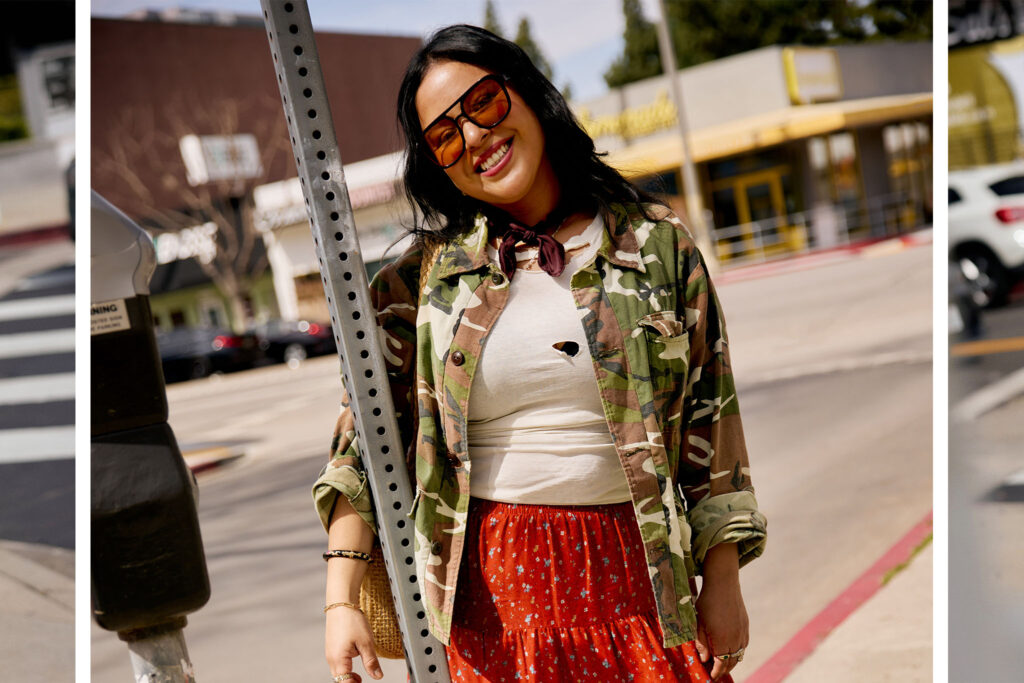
[422,75,511,168]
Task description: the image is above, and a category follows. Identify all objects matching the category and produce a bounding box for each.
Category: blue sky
[91,1,656,101]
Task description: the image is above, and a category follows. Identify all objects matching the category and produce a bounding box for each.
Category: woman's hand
[325,606,383,681]
[694,543,748,682]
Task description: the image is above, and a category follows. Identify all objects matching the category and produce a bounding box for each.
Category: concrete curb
[746,511,933,683]
[180,442,248,475]
[0,540,74,612]
[717,228,932,285]
[951,365,1024,422]
[0,239,74,299]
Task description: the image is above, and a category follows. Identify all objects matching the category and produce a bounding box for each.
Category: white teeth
[479,141,510,172]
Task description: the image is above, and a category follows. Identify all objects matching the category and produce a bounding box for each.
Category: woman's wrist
[702,542,740,585]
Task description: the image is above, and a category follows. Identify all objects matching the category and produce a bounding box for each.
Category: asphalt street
[948,290,1024,681]
[90,244,933,682]
[0,238,75,683]
[0,246,75,549]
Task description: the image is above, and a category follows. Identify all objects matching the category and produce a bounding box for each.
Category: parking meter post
[91,192,210,682]
[261,2,452,680]
[121,620,197,683]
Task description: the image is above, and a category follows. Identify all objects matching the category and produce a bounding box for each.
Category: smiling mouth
[476,139,512,173]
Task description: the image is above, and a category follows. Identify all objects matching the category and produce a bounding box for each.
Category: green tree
[867,0,933,41]
[514,17,553,82]
[483,0,504,38]
[604,0,662,88]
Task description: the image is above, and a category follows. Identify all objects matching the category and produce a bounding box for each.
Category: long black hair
[397,24,660,242]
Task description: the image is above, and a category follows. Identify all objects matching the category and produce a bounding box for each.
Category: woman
[314,24,767,683]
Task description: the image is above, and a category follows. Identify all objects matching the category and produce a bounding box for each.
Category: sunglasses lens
[423,76,510,168]
[465,78,509,127]
[425,119,463,167]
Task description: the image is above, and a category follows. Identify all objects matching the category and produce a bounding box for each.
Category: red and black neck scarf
[487,204,574,281]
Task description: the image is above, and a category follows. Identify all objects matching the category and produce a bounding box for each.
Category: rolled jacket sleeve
[312,244,423,534]
[674,235,766,573]
[312,389,377,533]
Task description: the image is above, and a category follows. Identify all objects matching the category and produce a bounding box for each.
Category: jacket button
[491,273,504,285]
[430,540,443,555]
[451,351,465,366]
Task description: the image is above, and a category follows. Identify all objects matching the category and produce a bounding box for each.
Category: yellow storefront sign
[576,90,677,141]
[949,37,1024,168]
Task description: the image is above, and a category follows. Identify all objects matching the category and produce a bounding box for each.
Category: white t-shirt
[466,213,632,505]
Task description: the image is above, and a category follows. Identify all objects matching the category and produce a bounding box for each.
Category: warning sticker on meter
[91,299,131,335]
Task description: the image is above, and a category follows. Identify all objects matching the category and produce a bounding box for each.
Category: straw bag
[359,236,443,660]
[359,541,404,659]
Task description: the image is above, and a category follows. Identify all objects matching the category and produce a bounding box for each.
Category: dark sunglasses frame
[422,74,511,169]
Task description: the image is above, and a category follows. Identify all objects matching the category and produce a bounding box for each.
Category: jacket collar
[434,202,648,280]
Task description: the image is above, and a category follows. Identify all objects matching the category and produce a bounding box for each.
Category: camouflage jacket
[314,203,767,647]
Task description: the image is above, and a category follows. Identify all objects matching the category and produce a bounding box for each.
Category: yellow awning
[605,92,932,178]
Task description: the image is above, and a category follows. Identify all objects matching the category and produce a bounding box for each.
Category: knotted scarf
[489,205,573,281]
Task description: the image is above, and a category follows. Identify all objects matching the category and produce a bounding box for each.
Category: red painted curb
[0,224,71,248]
[745,510,933,683]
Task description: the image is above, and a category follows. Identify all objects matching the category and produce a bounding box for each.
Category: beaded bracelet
[323,549,373,563]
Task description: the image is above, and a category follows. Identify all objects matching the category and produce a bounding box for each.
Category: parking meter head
[91,192,168,434]
[92,423,211,634]
[91,191,157,303]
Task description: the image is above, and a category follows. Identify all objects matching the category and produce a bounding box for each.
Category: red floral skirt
[446,499,728,682]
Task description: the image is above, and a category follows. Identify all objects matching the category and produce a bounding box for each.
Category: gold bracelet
[323,601,362,614]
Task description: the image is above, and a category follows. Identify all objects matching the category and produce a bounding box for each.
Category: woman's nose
[461,119,489,150]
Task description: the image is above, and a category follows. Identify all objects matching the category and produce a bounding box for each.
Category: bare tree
[94,93,291,330]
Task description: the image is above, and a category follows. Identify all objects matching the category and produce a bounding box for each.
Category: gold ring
[715,647,745,662]
[332,674,355,682]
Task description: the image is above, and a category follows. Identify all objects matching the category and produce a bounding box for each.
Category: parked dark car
[156,326,264,382]
[252,319,336,368]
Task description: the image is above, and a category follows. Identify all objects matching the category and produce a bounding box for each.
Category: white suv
[949,162,1024,307]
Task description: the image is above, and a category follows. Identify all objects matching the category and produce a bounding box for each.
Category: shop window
[884,121,932,230]
[707,149,788,182]
[170,310,186,328]
[43,55,74,112]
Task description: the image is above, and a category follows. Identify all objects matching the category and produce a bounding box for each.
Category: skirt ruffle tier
[446,499,729,683]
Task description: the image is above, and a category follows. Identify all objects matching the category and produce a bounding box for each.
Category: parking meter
[91,192,210,663]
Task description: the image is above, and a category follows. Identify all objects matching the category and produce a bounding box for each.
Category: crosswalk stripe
[0,328,75,359]
[0,373,75,405]
[0,294,75,322]
[0,426,74,463]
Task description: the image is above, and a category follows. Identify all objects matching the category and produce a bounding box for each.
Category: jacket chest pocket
[638,311,690,372]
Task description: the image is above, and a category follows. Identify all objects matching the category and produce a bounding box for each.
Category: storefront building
[576,42,932,261]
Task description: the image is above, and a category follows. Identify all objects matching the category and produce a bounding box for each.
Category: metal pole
[123,624,197,683]
[260,2,450,680]
[653,0,718,273]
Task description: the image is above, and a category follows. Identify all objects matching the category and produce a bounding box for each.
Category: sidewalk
[717,228,932,285]
[0,540,74,682]
[0,138,69,238]
[766,534,932,682]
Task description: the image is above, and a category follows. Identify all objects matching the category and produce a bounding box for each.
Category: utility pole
[654,0,718,272]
